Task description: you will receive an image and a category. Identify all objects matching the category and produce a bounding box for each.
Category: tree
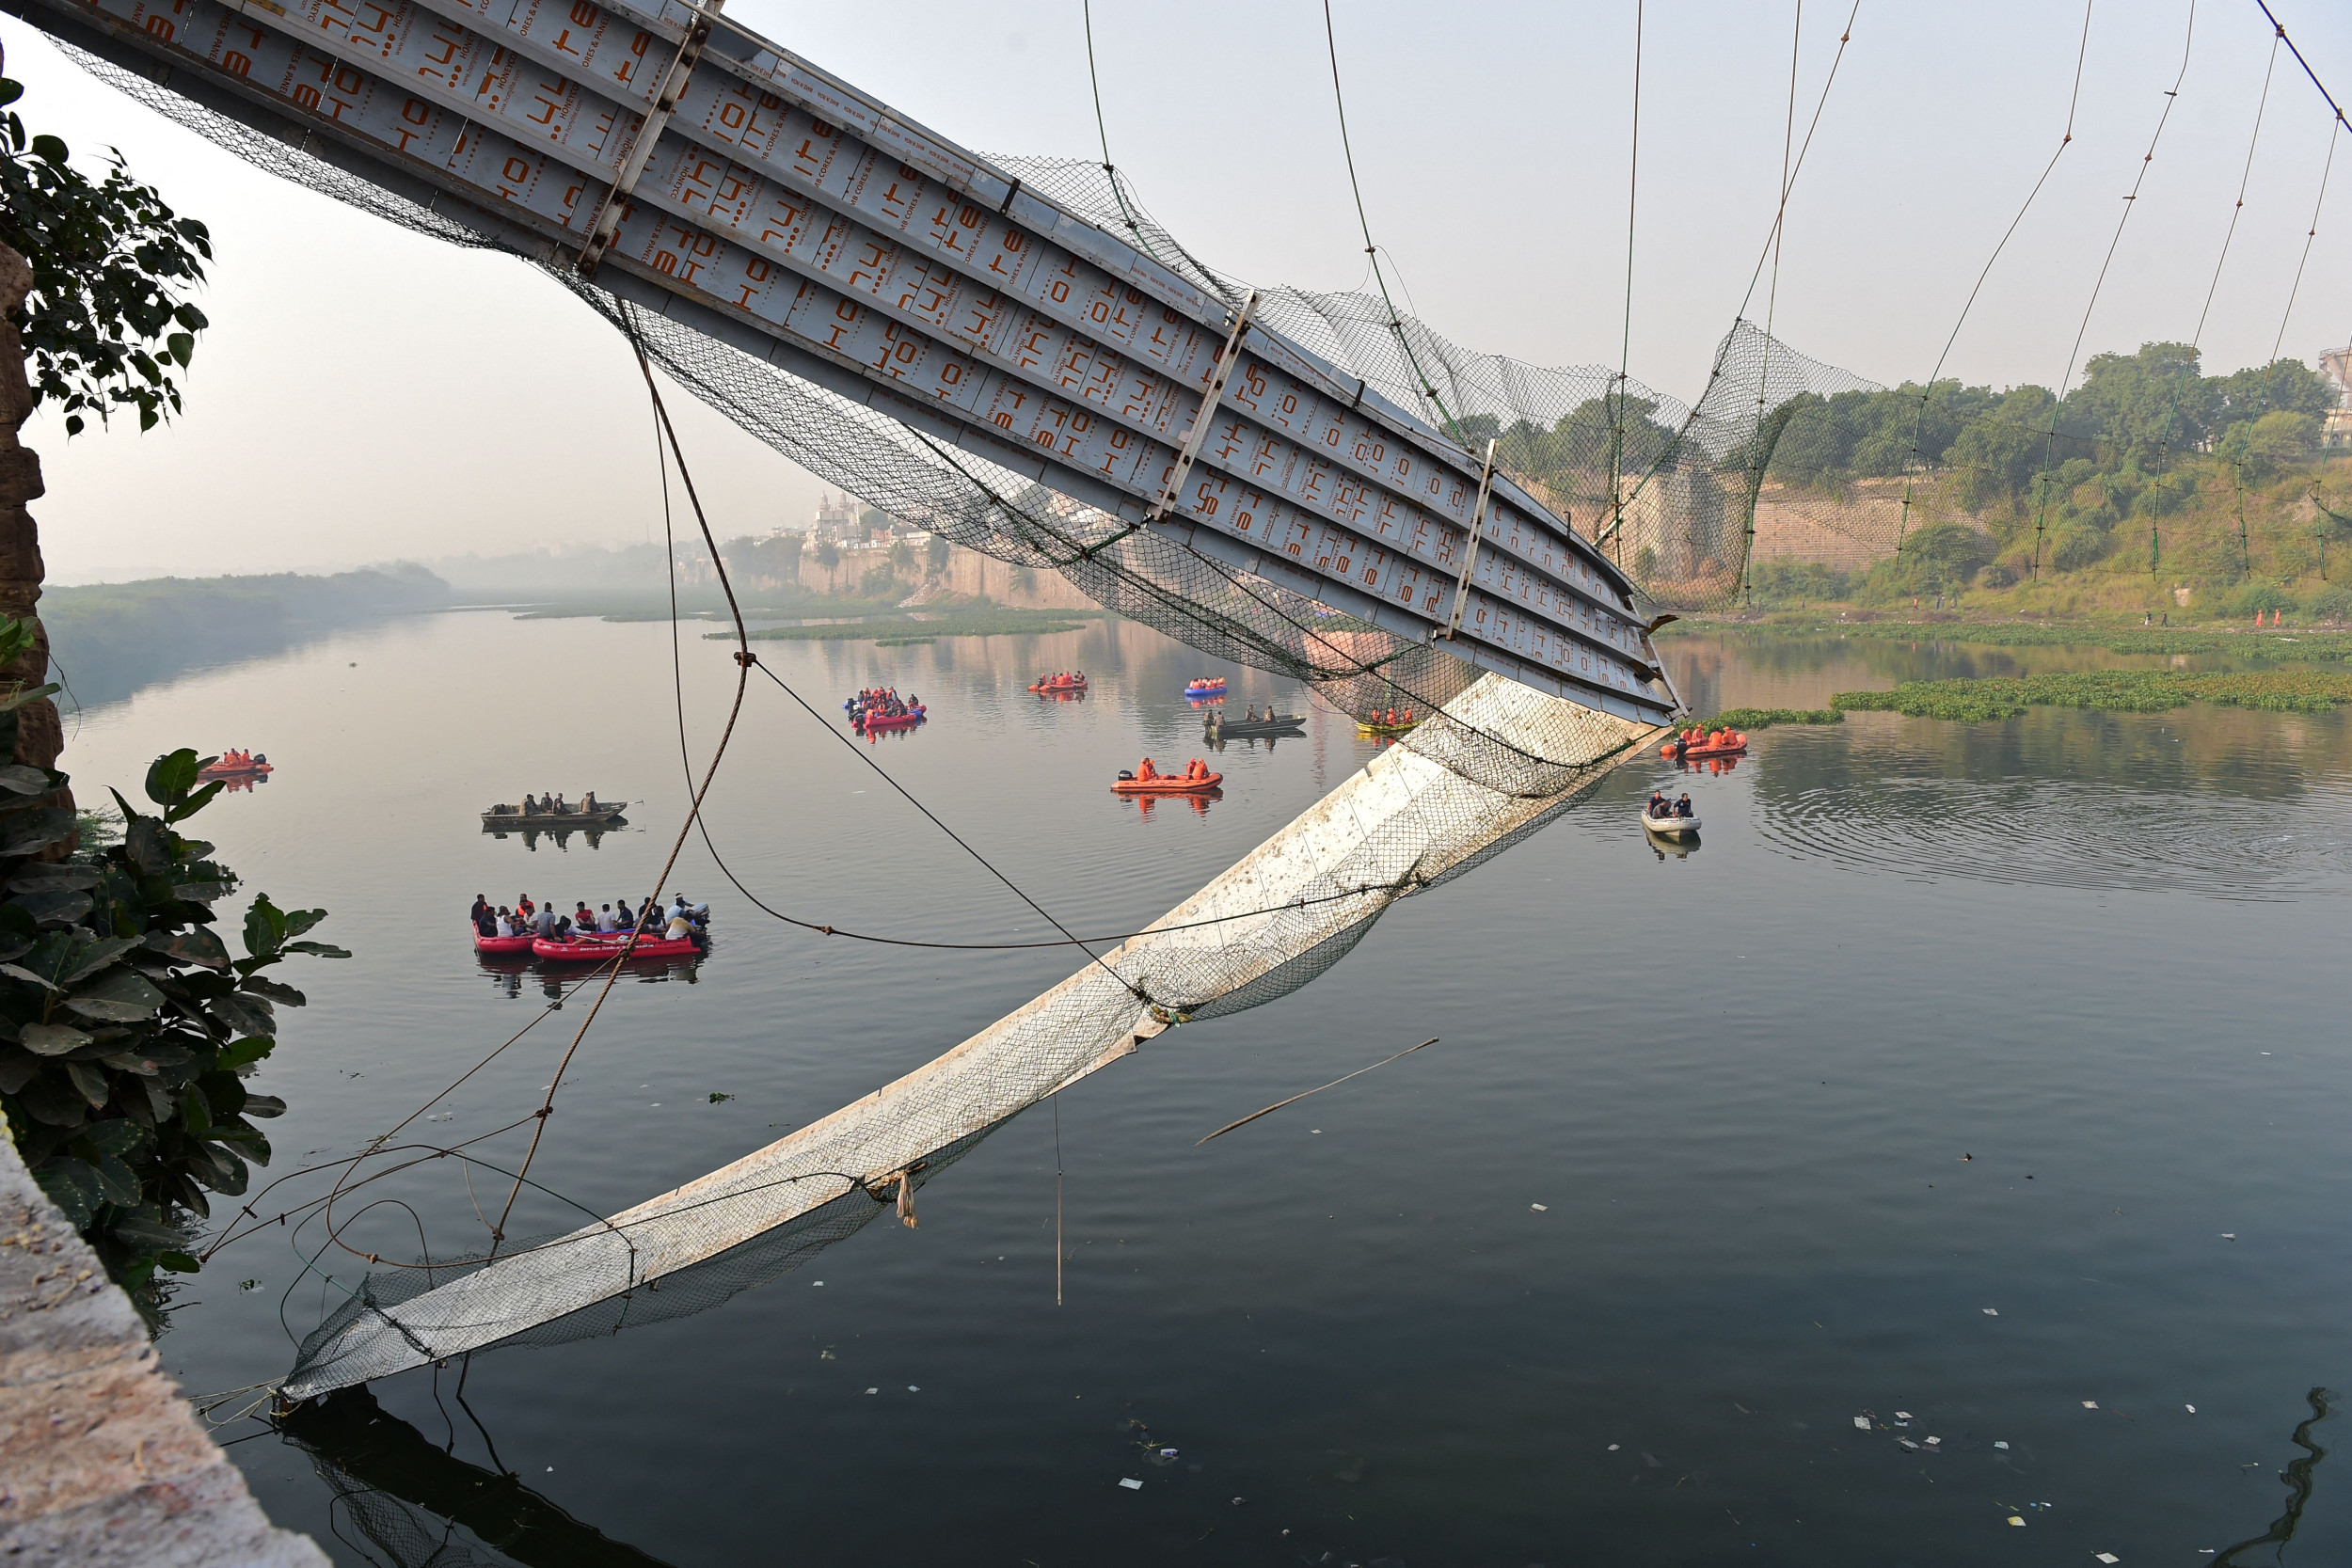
[2215,410,2320,483]
[1,71,213,824]
[2063,341,2207,463]
[926,532,950,577]
[888,538,914,575]
[813,539,840,592]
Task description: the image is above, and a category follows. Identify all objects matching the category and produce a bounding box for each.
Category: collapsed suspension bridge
[7,0,1931,1393]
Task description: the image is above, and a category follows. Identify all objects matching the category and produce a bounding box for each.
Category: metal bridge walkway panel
[12,0,1675,723]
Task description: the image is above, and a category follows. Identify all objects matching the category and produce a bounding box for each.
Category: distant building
[808,491,860,542]
[2322,345,2352,451]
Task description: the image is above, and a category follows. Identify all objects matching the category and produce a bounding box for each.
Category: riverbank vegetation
[1662,617,2352,662]
[1831,669,2352,721]
[44,565,450,708]
[1666,340,2352,618]
[0,736,343,1312]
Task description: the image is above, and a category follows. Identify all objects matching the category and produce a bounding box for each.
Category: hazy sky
[6,1,2349,583]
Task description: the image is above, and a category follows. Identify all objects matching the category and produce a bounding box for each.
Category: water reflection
[474,949,706,998]
[480,823,617,852]
[1121,788,1221,820]
[280,1386,674,1568]
[2214,1387,2335,1566]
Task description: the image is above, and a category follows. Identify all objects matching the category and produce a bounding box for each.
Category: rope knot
[733,649,758,667]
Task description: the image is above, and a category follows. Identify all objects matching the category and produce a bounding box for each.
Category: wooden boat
[480,802,628,830]
[1205,714,1305,739]
[1641,811,1700,839]
[532,932,704,962]
[1356,719,1419,737]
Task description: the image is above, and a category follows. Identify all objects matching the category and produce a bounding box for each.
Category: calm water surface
[63,614,2352,1567]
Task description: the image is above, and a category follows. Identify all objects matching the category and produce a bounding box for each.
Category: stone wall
[0,1128,326,1565]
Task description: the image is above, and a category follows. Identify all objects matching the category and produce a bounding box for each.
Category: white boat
[1641,811,1700,838]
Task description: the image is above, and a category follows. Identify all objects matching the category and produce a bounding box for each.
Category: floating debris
[1119,1478,1143,1491]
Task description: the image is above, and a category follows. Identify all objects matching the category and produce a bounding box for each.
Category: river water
[63,611,2352,1567]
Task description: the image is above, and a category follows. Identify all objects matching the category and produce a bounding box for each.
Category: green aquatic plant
[1685,706,1845,732]
[728,607,1110,644]
[1831,668,2352,721]
[0,742,344,1309]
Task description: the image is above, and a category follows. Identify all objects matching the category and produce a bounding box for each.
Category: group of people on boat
[486,791,601,817]
[471,892,706,942]
[1133,756,1216,783]
[1033,671,1086,689]
[1372,707,1416,727]
[209,749,267,771]
[849,687,921,722]
[1665,725,1744,759]
[1645,791,1696,820]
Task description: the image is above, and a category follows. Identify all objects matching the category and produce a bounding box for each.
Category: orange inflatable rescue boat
[1661,726,1748,760]
[1112,757,1222,794]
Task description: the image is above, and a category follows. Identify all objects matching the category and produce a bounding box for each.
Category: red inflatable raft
[857,706,926,731]
[531,933,704,962]
[472,928,536,956]
[1112,769,1223,795]
[1029,675,1087,694]
[199,757,273,781]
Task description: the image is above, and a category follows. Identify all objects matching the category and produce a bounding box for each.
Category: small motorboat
[1184,677,1228,698]
[1206,713,1305,740]
[1029,674,1088,694]
[1356,719,1419,737]
[199,752,272,781]
[471,927,537,956]
[856,705,926,732]
[531,932,705,962]
[1641,810,1700,839]
[1661,730,1748,760]
[1112,767,1223,794]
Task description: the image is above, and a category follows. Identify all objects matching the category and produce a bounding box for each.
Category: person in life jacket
[1136,757,1159,781]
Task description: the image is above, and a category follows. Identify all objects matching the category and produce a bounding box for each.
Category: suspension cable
[1606,1,1645,549]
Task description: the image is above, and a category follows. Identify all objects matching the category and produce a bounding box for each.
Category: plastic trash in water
[2008,1516,2026,1528]
[1898,1438,1919,1450]
[1161,1448,1177,1457]
[1983,1307,1999,1316]
[865,1387,878,1395]
[2186,1404,2197,1414]
[1852,1417,1872,1431]
[1119,1478,1143,1491]
[2095,1555,2120,1564]
[2082,1401,2099,1409]
[1894,1411,1913,1420]
[1607,1444,1621,1450]
[2221,1233,2236,1241]
[1531,1203,1549,1212]
[1924,1436,1941,1447]
[1994,1441,2010,1450]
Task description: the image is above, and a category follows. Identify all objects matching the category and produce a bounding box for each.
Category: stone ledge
[0,1127,326,1565]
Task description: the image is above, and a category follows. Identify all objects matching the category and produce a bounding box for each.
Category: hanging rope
[1740,0,1813,606]
[1321,0,1471,450]
[1895,0,2095,560]
[2271,118,2341,362]
[1605,1,1645,552]
[2030,0,2198,580]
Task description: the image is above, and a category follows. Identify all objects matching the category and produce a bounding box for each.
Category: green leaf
[16,1072,88,1128]
[164,780,223,824]
[9,889,90,927]
[1,960,61,992]
[215,1037,273,1071]
[0,1048,36,1095]
[183,1139,247,1196]
[205,991,274,1038]
[0,806,77,856]
[0,763,53,794]
[28,132,69,164]
[241,975,305,1006]
[91,1151,142,1207]
[63,967,167,1022]
[242,895,286,959]
[165,331,194,368]
[179,1079,212,1134]
[170,880,234,904]
[8,863,101,893]
[99,1041,194,1076]
[144,927,230,970]
[63,1058,110,1107]
[20,1022,93,1056]
[107,1214,189,1254]
[144,749,201,808]
[157,1251,202,1274]
[241,1092,286,1118]
[281,909,329,940]
[0,682,60,714]
[78,1118,148,1159]
[34,1159,100,1227]
[63,935,141,984]
[173,303,209,330]
[284,941,350,959]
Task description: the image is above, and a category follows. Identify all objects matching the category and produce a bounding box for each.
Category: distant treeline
[41,564,450,709]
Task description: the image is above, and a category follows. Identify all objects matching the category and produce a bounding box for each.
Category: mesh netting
[46,38,1890,1392]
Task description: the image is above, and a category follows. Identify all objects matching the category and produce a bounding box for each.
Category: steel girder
[11,0,1677,722]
